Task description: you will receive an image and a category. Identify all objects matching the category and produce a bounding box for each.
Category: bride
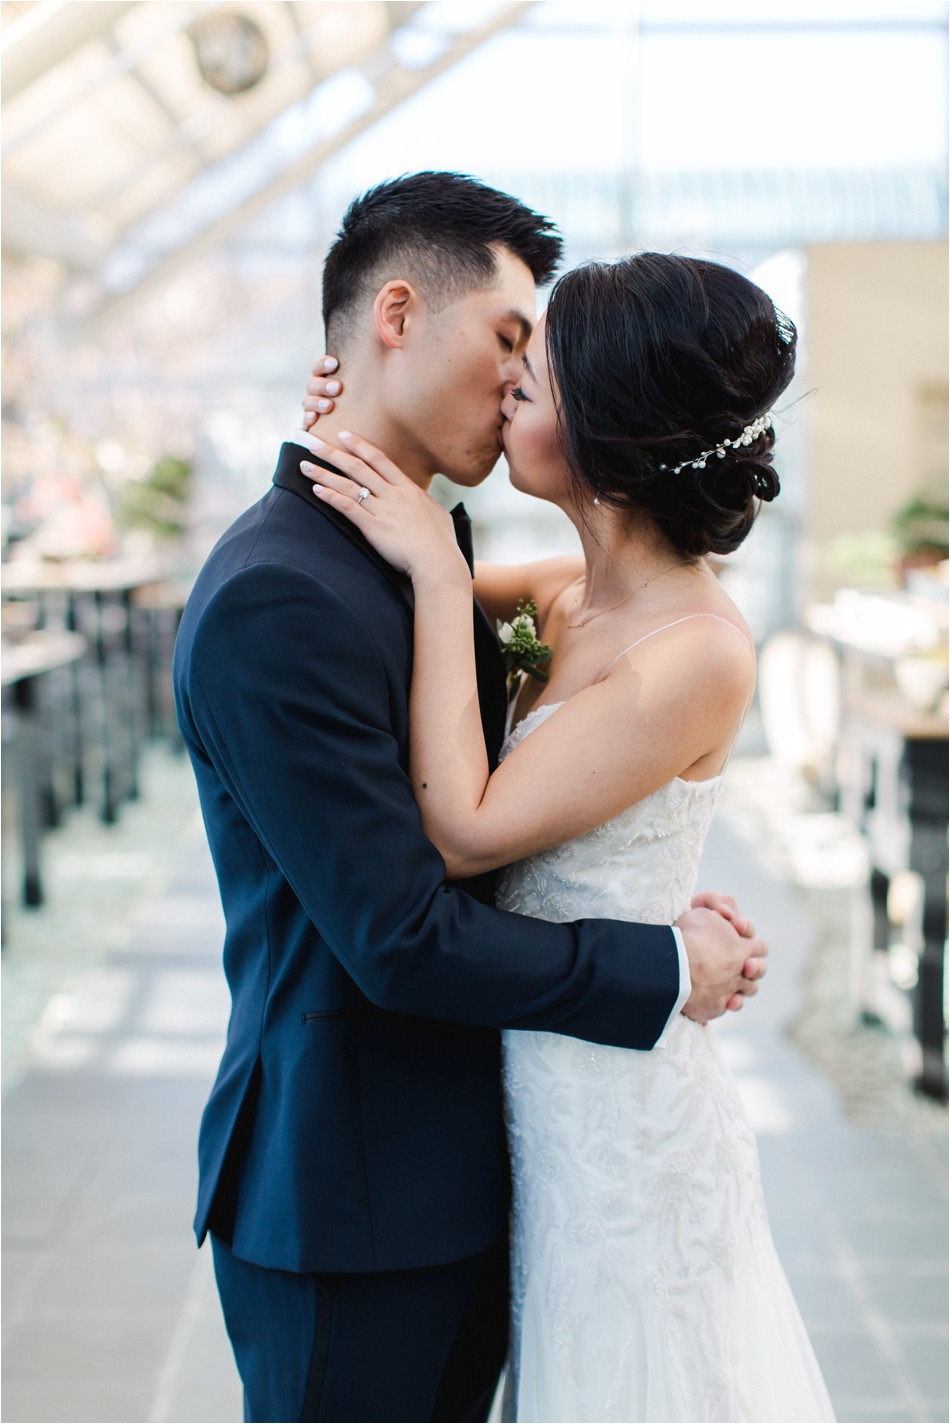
[300,252,834,1423]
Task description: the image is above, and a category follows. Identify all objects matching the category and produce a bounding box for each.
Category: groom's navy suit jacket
[173,441,680,1276]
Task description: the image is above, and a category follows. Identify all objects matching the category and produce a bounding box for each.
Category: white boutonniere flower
[496,599,552,694]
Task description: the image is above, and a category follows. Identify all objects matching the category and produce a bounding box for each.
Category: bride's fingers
[337,431,407,486]
[302,358,343,427]
[726,994,745,1012]
[310,482,374,527]
[310,356,339,377]
[302,395,338,423]
[301,463,379,505]
[296,433,386,492]
[304,377,343,403]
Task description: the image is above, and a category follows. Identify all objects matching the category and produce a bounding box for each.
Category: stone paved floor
[2,764,947,1423]
[3,836,242,1423]
[700,818,948,1424]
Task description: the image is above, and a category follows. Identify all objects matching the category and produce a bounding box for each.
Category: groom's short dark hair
[322,172,562,345]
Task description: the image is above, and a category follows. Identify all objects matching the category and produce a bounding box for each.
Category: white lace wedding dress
[497,702,835,1423]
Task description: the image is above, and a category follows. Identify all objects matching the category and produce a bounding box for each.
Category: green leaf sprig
[497,599,552,690]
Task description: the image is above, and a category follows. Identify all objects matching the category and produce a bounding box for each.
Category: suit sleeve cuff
[655,927,690,1047]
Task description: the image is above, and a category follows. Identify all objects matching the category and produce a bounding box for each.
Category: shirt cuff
[655,926,691,1047]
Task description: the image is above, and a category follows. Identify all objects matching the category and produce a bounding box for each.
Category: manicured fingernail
[339,430,352,441]
[317,399,331,412]
[323,358,338,371]
[301,461,317,473]
[325,381,341,395]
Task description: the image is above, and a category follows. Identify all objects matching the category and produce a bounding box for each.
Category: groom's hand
[690,889,756,939]
[675,904,768,1023]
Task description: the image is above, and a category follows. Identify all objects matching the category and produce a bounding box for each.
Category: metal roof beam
[5,1,431,256]
[84,1,536,330]
[2,3,214,159]
[1,181,105,266]
[1,0,136,104]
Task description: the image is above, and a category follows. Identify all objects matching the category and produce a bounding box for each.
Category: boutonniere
[497,599,552,693]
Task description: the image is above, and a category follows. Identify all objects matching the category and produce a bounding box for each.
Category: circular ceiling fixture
[190,13,268,95]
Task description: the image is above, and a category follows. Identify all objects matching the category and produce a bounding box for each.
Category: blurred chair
[759,632,842,790]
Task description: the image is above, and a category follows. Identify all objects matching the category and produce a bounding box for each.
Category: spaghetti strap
[721,683,756,773]
[601,613,752,674]
[603,613,754,779]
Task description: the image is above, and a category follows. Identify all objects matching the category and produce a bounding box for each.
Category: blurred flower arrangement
[116,455,192,541]
[892,494,949,574]
[822,493,949,592]
[2,418,119,563]
[823,530,901,589]
[2,256,196,566]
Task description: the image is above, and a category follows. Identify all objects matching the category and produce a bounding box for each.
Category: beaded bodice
[496,702,723,927]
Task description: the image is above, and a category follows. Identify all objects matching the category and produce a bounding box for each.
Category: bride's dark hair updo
[544,253,797,557]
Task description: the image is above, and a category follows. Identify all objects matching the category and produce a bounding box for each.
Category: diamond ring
[356,487,370,506]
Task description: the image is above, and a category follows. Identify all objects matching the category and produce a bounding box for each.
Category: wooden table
[2,632,87,688]
[3,559,171,823]
[840,681,948,1099]
[2,632,87,907]
[2,558,167,594]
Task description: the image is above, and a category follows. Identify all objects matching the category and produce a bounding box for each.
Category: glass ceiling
[2,1,946,329]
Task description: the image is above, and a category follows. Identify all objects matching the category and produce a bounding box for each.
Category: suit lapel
[450,503,475,575]
[273,441,507,760]
[274,442,415,611]
[451,504,508,763]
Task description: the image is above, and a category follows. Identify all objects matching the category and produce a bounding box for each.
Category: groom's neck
[311,391,436,493]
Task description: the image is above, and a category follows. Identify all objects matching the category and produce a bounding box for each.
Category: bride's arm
[303,434,753,880]
[409,625,750,878]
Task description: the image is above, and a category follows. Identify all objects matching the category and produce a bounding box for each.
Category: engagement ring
[356,487,370,505]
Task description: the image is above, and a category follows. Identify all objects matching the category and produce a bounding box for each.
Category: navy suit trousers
[212,1233,509,1423]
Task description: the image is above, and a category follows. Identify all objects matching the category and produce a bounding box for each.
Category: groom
[174,173,766,1424]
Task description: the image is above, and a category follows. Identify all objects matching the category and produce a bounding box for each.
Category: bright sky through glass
[326,1,947,190]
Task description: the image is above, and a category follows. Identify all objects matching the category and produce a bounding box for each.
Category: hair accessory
[658,412,773,475]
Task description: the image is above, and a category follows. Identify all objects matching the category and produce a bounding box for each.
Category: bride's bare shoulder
[608,605,755,701]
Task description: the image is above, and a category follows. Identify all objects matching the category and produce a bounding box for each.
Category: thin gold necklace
[567,564,680,630]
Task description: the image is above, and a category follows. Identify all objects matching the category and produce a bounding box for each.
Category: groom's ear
[373,278,422,350]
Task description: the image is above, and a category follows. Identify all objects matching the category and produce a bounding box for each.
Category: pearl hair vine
[658,411,774,475]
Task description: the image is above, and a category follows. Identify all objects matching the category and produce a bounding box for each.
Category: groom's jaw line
[310,246,539,492]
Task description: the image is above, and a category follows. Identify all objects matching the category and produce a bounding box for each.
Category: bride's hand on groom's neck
[302,355,343,430]
[301,430,466,587]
